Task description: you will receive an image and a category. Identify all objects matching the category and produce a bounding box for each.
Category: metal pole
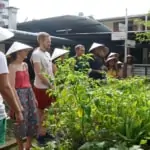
[145,15,148,31]
[124,8,128,63]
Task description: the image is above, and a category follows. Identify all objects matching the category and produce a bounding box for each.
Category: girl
[106,57,118,78]
[6,41,39,150]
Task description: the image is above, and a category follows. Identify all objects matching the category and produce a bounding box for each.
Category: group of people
[0,28,134,150]
[0,31,64,150]
[74,43,134,80]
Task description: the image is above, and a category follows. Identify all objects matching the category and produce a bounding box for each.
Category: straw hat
[108,52,119,58]
[6,41,33,56]
[127,54,133,58]
[0,27,14,41]
[106,56,117,63]
[117,61,123,65]
[89,42,109,54]
[51,48,69,61]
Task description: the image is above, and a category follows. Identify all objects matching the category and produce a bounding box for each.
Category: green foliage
[34,56,150,150]
[134,11,150,42]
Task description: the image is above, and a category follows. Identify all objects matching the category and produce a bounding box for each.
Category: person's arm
[8,64,23,111]
[0,74,21,114]
[32,52,51,87]
[24,63,38,106]
[0,53,22,121]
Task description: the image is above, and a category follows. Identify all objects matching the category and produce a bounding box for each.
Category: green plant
[37,55,150,150]
[134,10,150,42]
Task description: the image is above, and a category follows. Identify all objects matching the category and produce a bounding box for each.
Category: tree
[134,11,150,43]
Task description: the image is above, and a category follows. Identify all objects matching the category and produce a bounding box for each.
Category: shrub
[32,57,150,150]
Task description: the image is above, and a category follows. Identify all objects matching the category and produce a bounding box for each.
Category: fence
[133,64,150,76]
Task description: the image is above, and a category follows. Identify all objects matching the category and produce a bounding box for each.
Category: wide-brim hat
[6,41,33,56]
[108,52,119,58]
[51,48,69,61]
[117,61,123,65]
[106,56,117,63]
[0,27,14,41]
[127,54,133,58]
[89,42,109,54]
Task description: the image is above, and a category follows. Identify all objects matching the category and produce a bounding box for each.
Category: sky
[9,0,150,22]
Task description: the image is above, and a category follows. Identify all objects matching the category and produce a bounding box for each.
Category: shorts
[0,118,6,145]
[33,86,55,110]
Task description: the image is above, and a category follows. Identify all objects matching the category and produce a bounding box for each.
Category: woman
[106,57,118,78]
[126,55,134,77]
[88,42,109,80]
[6,41,38,150]
[107,52,119,60]
[51,48,69,74]
[117,61,123,78]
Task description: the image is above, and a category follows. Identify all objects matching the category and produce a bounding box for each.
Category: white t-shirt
[32,48,54,89]
[0,52,8,120]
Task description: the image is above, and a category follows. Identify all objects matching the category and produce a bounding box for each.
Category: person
[88,42,109,80]
[106,57,118,78]
[51,48,69,74]
[6,41,39,150]
[117,61,123,79]
[74,44,85,71]
[31,32,55,145]
[107,52,120,71]
[0,27,23,146]
[126,55,134,77]
[107,52,119,60]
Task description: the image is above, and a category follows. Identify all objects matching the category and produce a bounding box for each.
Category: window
[0,3,5,9]
[2,15,8,19]
[0,21,4,26]
[113,22,119,31]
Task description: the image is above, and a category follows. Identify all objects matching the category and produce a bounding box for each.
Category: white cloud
[9,0,150,22]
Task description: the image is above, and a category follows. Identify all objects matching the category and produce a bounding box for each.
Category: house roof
[1,29,77,46]
[98,14,148,22]
[17,15,111,34]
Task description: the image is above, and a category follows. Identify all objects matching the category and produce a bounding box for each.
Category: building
[98,14,149,32]
[98,14,150,64]
[0,0,9,26]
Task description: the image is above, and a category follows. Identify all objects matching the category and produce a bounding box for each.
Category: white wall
[0,0,9,26]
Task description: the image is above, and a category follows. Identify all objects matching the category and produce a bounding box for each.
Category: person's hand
[15,111,24,124]
[20,106,24,112]
[35,100,38,107]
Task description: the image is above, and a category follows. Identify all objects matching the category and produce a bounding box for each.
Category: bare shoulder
[8,63,16,72]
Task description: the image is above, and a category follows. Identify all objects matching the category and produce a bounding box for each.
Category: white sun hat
[106,56,117,63]
[0,27,14,41]
[108,52,119,58]
[89,42,109,54]
[51,48,69,61]
[117,61,123,64]
[6,41,33,56]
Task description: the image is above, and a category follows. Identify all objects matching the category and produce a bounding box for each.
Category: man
[0,52,23,145]
[31,32,55,145]
[88,42,109,80]
[0,27,23,145]
[74,44,86,71]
